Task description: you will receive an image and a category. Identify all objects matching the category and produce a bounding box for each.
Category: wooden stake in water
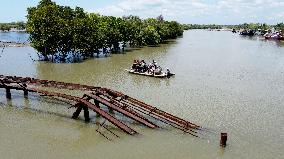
[220,133,227,147]
[6,88,11,99]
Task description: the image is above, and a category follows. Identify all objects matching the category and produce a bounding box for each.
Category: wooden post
[109,100,114,114]
[220,133,227,147]
[83,106,90,122]
[94,100,101,117]
[24,90,28,97]
[94,100,100,107]
[6,88,11,99]
[72,106,82,119]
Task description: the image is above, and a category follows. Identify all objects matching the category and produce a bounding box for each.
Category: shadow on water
[265,40,284,47]
[123,48,142,53]
[0,93,146,131]
[238,35,259,41]
[0,94,97,123]
[161,40,177,45]
[259,39,284,47]
[35,47,144,63]
[275,41,284,47]
[132,40,178,48]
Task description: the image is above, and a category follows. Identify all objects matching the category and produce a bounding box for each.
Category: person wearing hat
[152,60,158,69]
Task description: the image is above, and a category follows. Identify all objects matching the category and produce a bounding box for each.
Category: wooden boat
[240,29,255,36]
[264,32,284,40]
[265,35,284,40]
[125,69,175,78]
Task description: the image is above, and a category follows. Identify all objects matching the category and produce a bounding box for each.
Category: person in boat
[133,59,142,72]
[150,66,156,75]
[147,64,155,75]
[166,68,171,78]
[154,66,162,75]
[132,60,136,69]
[150,60,158,69]
[132,59,138,70]
[136,60,141,71]
[140,60,147,72]
[147,60,156,75]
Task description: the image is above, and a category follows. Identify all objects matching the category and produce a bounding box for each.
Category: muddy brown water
[0,30,284,159]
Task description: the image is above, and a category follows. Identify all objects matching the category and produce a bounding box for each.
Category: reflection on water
[0,30,284,159]
[238,34,284,47]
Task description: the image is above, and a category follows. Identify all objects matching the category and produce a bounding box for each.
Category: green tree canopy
[26,0,184,62]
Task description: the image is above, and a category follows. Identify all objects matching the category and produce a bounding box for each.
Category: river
[0,30,283,159]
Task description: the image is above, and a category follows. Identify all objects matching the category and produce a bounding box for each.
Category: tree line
[26,0,184,62]
[0,22,26,31]
[227,23,270,30]
[182,24,222,30]
[182,23,284,31]
[226,23,284,31]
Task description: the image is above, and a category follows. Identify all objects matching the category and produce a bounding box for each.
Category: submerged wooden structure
[0,74,202,137]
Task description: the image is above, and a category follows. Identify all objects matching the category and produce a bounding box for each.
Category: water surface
[0,30,284,159]
[0,31,29,43]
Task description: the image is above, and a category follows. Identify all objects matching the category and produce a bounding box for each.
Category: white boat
[125,69,175,78]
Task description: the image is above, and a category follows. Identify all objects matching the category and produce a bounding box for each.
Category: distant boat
[128,60,175,78]
[264,33,284,40]
[240,30,255,36]
[125,69,175,78]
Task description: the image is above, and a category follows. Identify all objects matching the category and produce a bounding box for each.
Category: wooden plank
[79,99,137,135]
[0,85,137,135]
[0,74,200,132]
[30,89,137,134]
[102,88,200,129]
[85,93,158,129]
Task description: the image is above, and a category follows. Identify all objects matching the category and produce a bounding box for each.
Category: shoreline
[0,41,29,47]
[0,29,26,33]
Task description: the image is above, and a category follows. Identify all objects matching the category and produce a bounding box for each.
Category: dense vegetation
[182,23,284,31]
[274,23,284,31]
[182,24,222,30]
[0,22,26,31]
[226,23,284,31]
[26,0,184,62]
[227,23,270,30]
